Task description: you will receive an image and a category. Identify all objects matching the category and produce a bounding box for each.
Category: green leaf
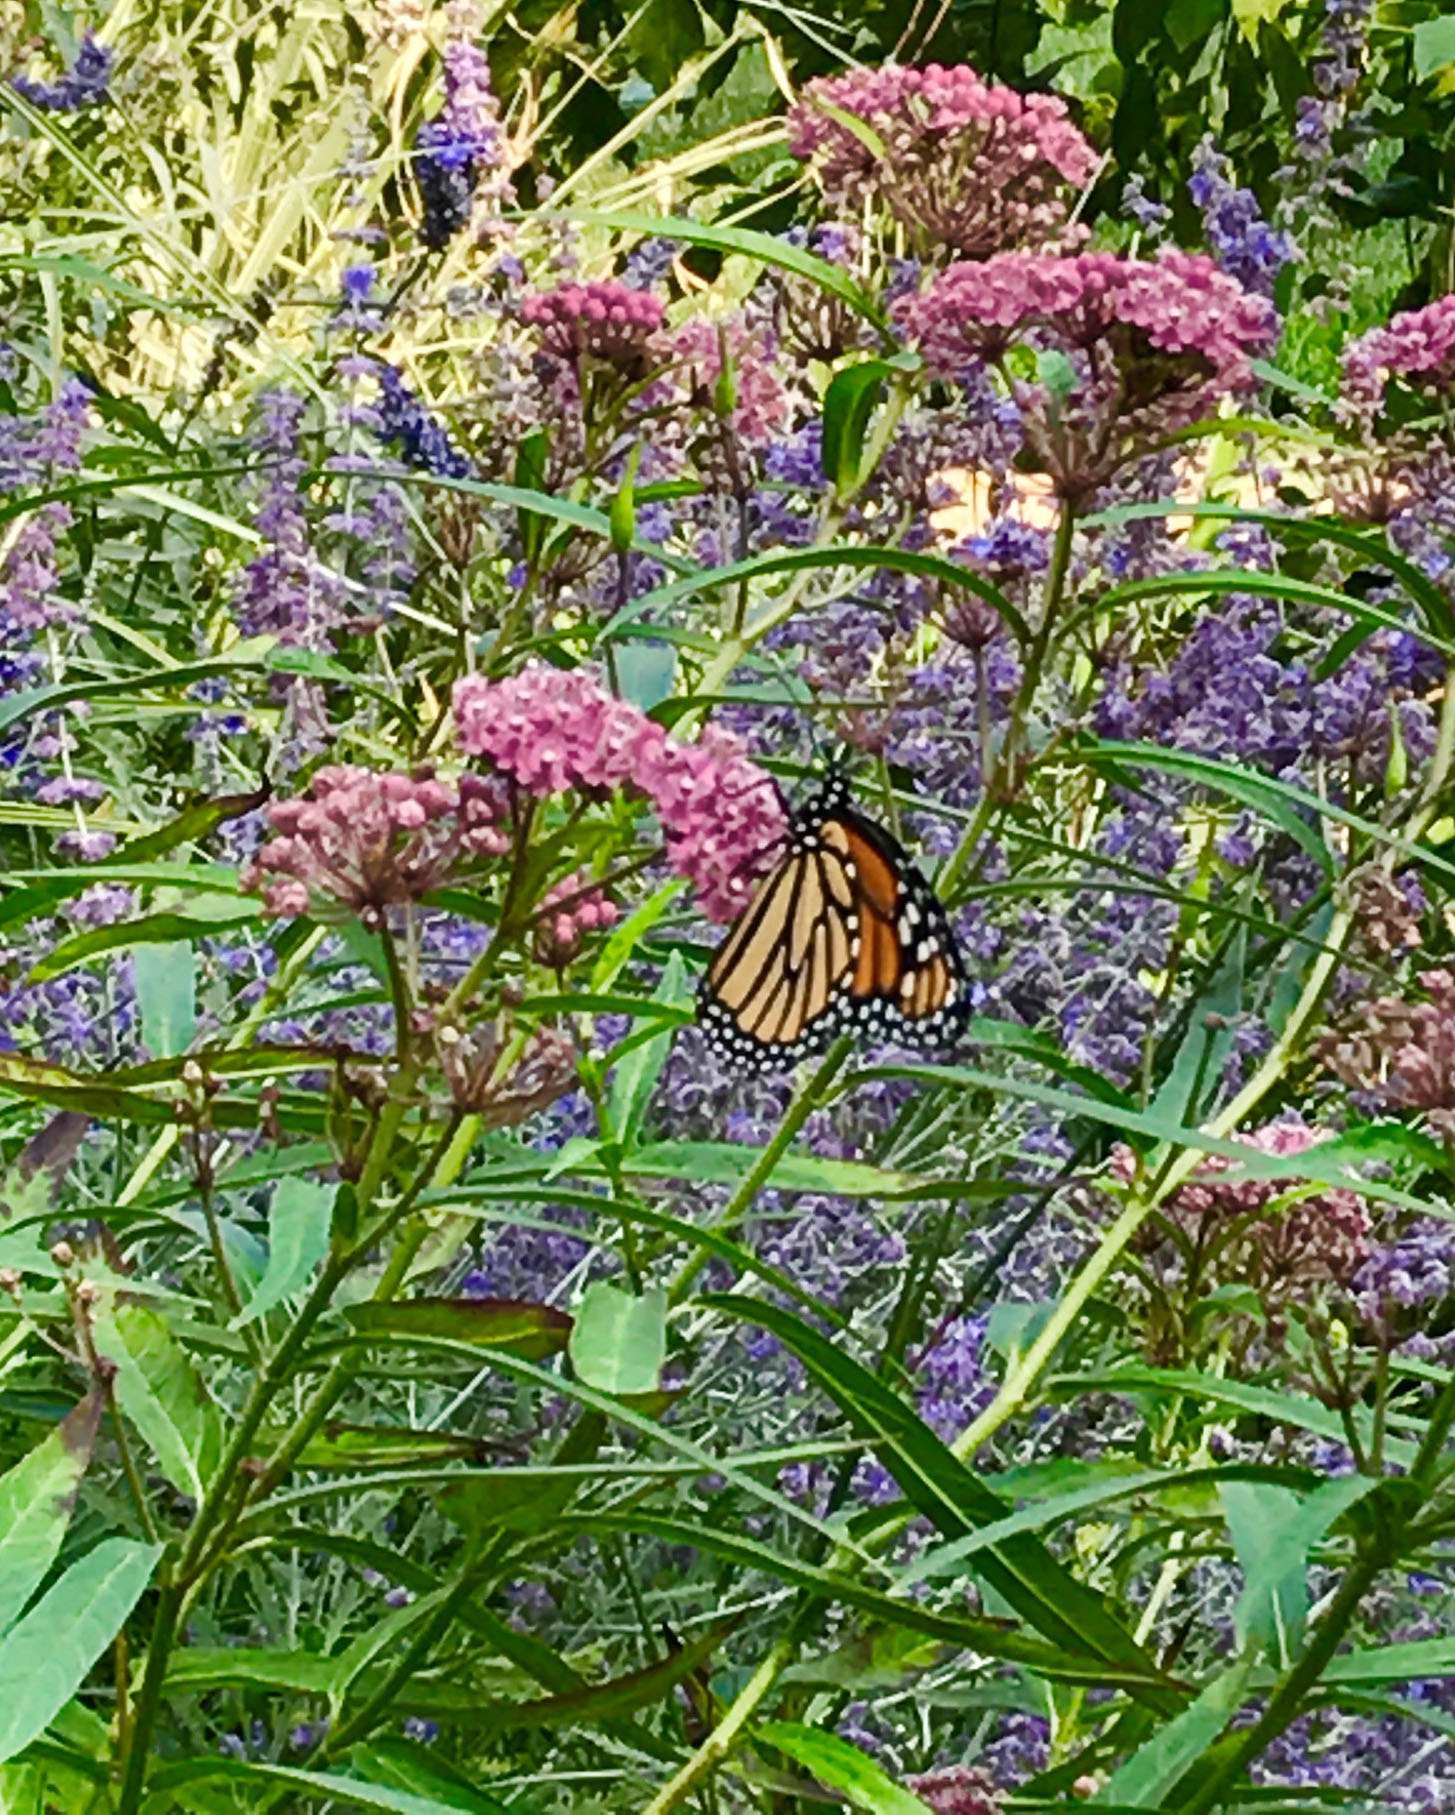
[90,1297,224,1500]
[1084,741,1331,874]
[601,542,1029,647]
[615,640,677,711]
[347,1741,514,1815]
[821,360,891,493]
[591,880,687,990]
[1222,1475,1377,1661]
[133,942,197,1058]
[569,1283,666,1395]
[702,1296,1181,1710]
[757,1723,932,1813]
[606,952,690,1149]
[145,1758,516,1814]
[1414,16,1455,80]
[341,1298,572,1359]
[164,1647,342,1695]
[0,1538,162,1764]
[0,1391,104,1636]
[514,426,551,564]
[558,209,888,330]
[1100,1657,1255,1806]
[233,1176,335,1326]
[31,901,259,981]
[1150,926,1246,1128]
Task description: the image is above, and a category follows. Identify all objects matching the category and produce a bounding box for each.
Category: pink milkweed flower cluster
[242,765,511,925]
[1340,293,1455,427]
[787,62,1098,259]
[896,250,1277,499]
[1116,1121,1370,1290]
[522,281,666,369]
[533,870,619,966]
[452,662,788,921]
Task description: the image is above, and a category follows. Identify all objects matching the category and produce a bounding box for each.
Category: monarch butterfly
[697,775,969,1068]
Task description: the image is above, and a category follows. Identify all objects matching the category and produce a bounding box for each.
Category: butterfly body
[697,778,969,1069]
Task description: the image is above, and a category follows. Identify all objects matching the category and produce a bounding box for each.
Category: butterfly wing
[697,793,968,1069]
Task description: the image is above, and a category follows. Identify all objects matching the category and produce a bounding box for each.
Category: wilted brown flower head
[1322,968,1455,1145]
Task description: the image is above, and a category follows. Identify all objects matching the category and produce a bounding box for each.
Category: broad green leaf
[90,1297,224,1500]
[1101,1658,1255,1806]
[1414,15,1455,80]
[757,1722,932,1814]
[615,640,677,710]
[1221,1483,1308,1662]
[341,1298,572,1357]
[702,1296,1181,1710]
[0,1390,104,1636]
[133,942,197,1058]
[569,1283,666,1396]
[233,1176,335,1326]
[0,1538,162,1764]
[1223,1476,1378,1661]
[821,360,892,493]
[606,952,690,1149]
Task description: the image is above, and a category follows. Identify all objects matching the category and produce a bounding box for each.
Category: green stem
[643,1634,796,1815]
[114,1575,184,1815]
[950,902,1354,1463]
[1170,1545,1388,1813]
[938,501,1076,901]
[667,1036,853,1305]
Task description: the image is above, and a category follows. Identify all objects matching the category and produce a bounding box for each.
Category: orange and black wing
[697,788,968,1069]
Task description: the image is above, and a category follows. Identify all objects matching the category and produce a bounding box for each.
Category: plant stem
[643,1635,795,1815]
[1170,1544,1388,1813]
[950,902,1355,1463]
[667,1035,853,1304]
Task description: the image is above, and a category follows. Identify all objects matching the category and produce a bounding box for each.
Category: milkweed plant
[3,0,1455,1809]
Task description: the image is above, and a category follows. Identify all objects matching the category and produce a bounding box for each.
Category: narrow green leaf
[1223,1476,1377,1661]
[133,942,197,1058]
[569,1283,666,1395]
[31,902,259,981]
[233,1176,335,1326]
[557,208,887,328]
[0,1391,104,1636]
[0,1538,162,1764]
[606,952,690,1149]
[757,1722,932,1813]
[703,1296,1181,1710]
[348,1741,513,1815]
[600,542,1029,646]
[590,880,687,990]
[821,360,891,493]
[144,1757,516,1814]
[164,1647,342,1695]
[1101,1657,1255,1806]
[90,1297,223,1500]
[341,1298,572,1359]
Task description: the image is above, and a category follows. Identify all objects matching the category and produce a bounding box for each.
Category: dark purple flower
[11,32,114,112]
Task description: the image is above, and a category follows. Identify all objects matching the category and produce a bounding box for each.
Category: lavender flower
[11,32,114,112]
[1188,138,1295,298]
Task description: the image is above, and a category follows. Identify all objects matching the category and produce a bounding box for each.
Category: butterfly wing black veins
[697,777,970,1068]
